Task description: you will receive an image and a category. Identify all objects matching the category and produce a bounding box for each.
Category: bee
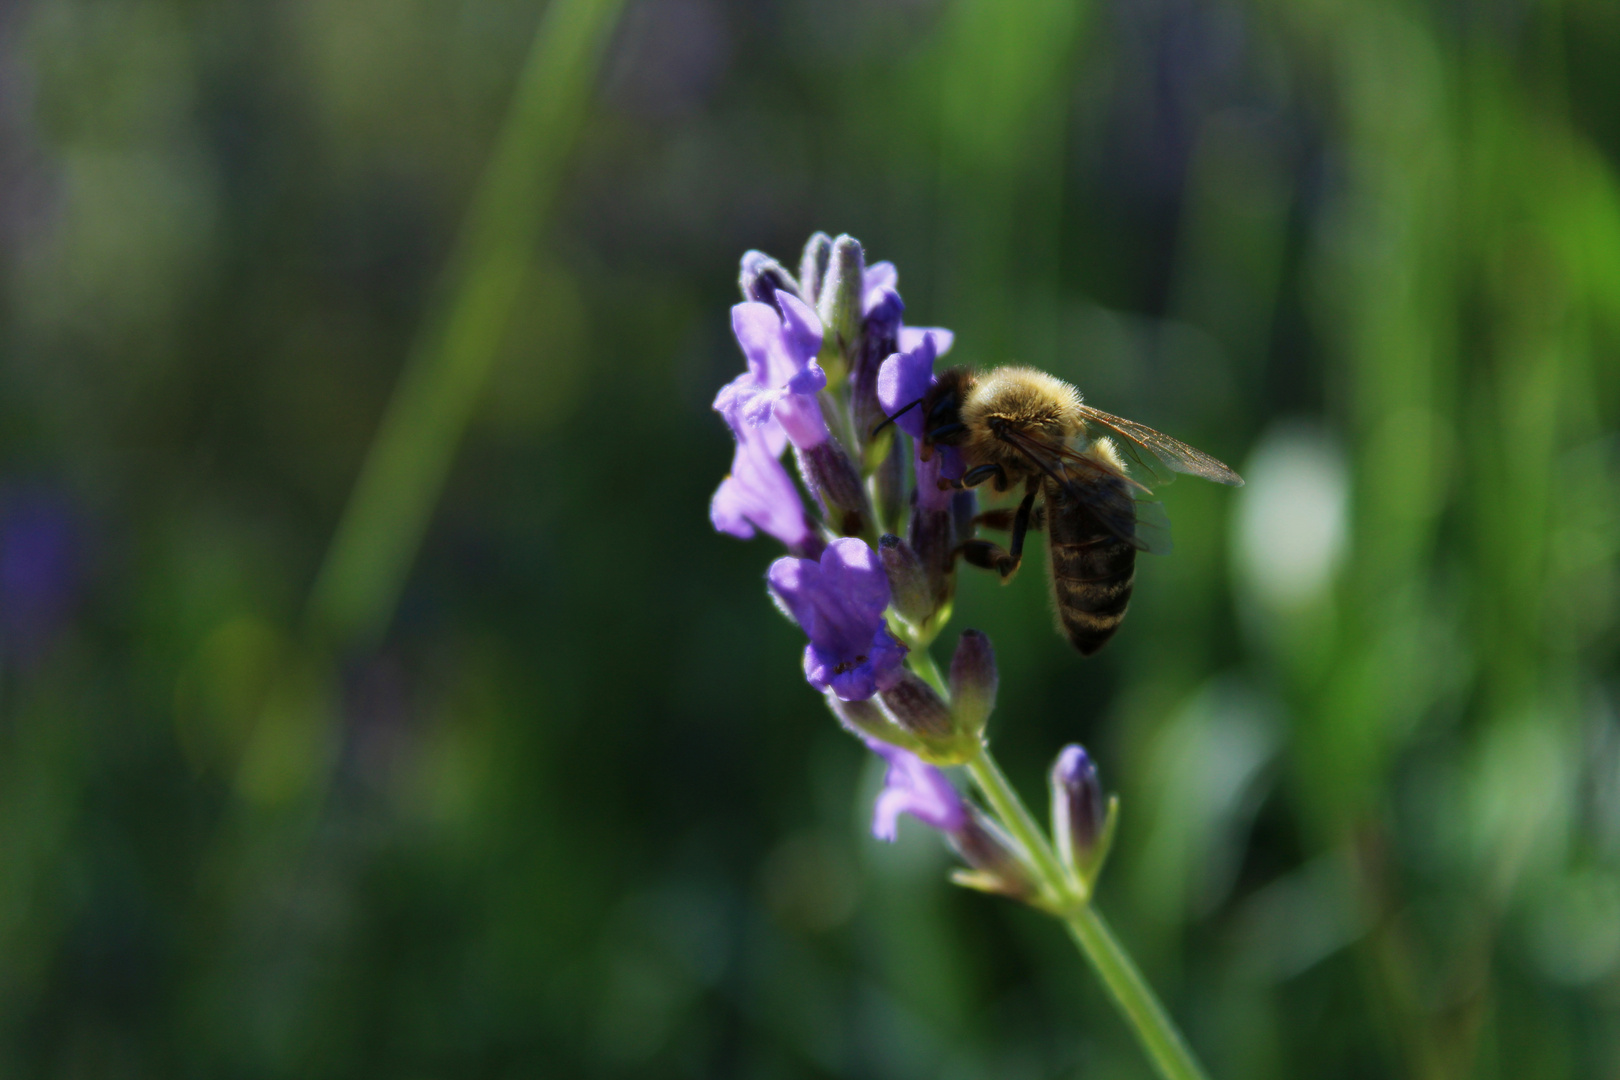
[909,366,1243,655]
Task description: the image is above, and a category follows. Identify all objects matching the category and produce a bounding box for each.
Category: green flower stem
[963,750,1068,899]
[904,647,949,698]
[966,745,1211,1080]
[1063,902,1211,1080]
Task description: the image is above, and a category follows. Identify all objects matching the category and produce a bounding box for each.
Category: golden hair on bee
[959,366,1084,440]
[946,366,1085,478]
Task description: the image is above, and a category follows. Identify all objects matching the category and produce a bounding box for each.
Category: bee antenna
[872,398,922,438]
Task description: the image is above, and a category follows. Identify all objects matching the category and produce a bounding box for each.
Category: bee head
[919,367,974,449]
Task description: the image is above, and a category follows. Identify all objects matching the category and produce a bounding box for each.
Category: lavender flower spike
[866,737,967,841]
[768,537,907,701]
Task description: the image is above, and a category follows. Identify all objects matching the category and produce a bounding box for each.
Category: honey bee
[908,366,1243,655]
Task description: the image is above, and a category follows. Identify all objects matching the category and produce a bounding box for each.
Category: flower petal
[767,555,821,632]
[710,477,756,539]
[776,291,824,361]
[713,433,811,547]
[819,537,890,618]
[863,262,899,312]
[732,302,784,383]
[877,335,937,437]
[865,739,967,839]
[714,374,788,456]
[900,326,953,358]
[772,390,829,449]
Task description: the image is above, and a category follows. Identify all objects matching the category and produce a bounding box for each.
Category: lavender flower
[876,329,941,440]
[714,292,829,451]
[768,537,907,701]
[710,423,819,555]
[872,332,965,614]
[867,738,1032,897]
[855,265,952,455]
[867,737,967,840]
[877,331,964,494]
[862,261,954,358]
[0,490,79,664]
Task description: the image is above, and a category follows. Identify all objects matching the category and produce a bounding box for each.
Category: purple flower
[0,490,79,663]
[863,262,898,310]
[863,262,953,364]
[866,737,967,841]
[710,423,817,552]
[915,442,965,511]
[877,332,964,510]
[715,292,829,450]
[877,331,940,438]
[768,537,908,701]
[901,325,954,356]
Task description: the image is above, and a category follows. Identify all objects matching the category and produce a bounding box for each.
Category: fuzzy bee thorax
[962,366,1085,441]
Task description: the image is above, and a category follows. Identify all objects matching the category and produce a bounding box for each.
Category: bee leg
[956,488,1039,583]
[960,463,1010,491]
[974,504,1046,532]
[958,539,1018,579]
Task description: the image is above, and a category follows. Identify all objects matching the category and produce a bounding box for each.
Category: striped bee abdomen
[1044,476,1137,656]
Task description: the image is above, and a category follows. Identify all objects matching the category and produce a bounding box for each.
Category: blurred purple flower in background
[0,488,80,664]
[768,537,906,701]
[867,737,966,841]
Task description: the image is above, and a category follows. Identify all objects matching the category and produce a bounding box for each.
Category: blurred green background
[3,0,1620,1075]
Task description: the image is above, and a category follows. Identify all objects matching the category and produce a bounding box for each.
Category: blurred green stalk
[307,0,624,648]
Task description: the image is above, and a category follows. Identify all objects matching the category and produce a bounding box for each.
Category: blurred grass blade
[307,0,624,648]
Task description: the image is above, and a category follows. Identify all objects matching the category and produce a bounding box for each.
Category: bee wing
[1074,404,1244,487]
[1129,496,1174,556]
[998,427,1174,555]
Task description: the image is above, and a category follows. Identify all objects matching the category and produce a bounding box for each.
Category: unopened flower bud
[797,441,872,538]
[879,671,953,741]
[869,435,906,532]
[816,235,865,380]
[949,807,1035,900]
[879,534,932,626]
[799,232,833,309]
[908,499,953,617]
[829,694,923,754]
[739,250,798,309]
[948,630,997,738]
[1051,744,1115,890]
